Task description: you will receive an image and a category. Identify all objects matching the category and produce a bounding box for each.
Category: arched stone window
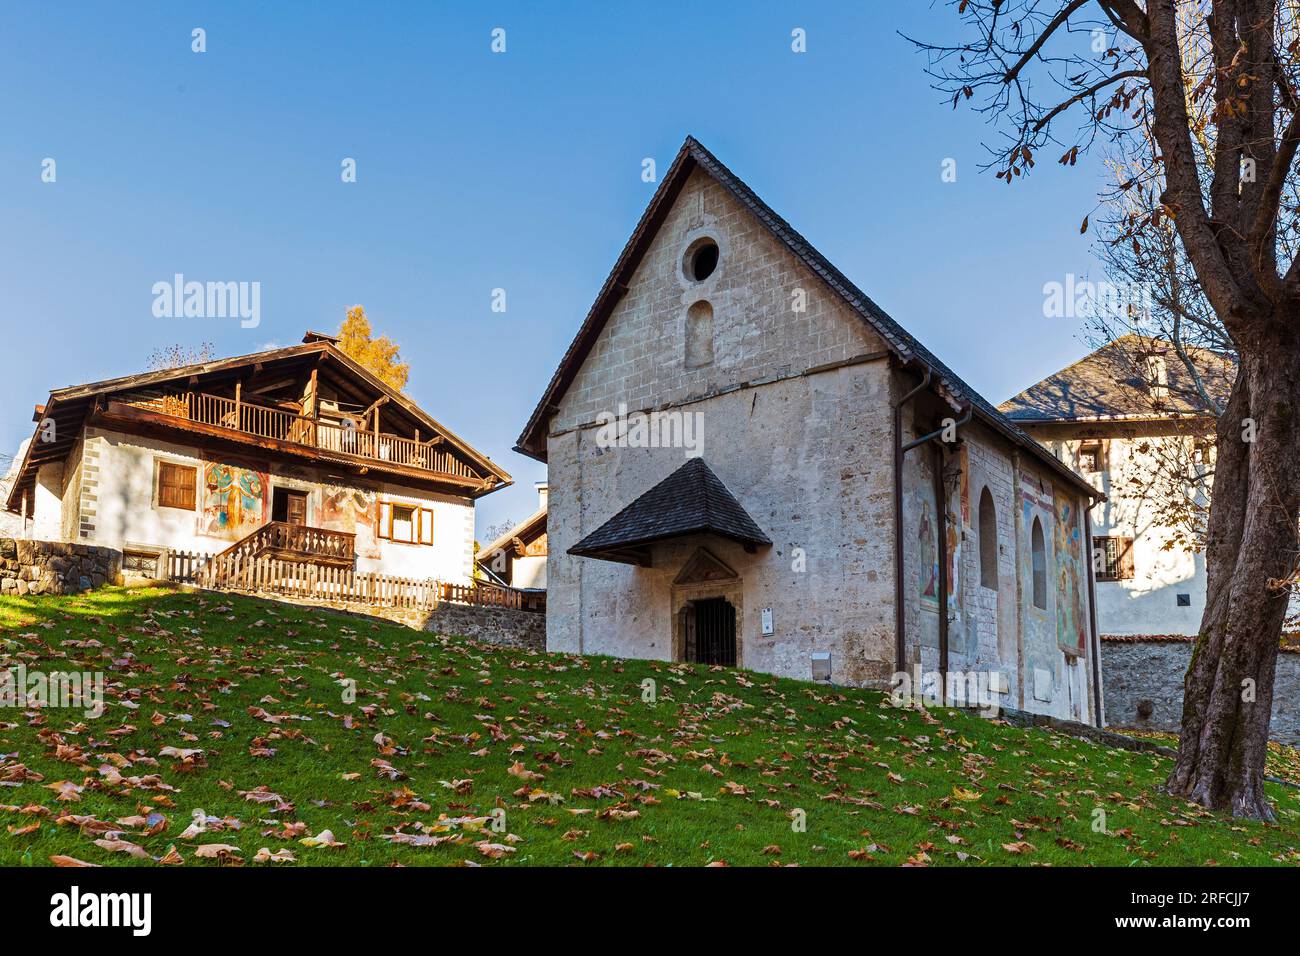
[1031,516,1047,609]
[978,487,998,589]
[686,300,714,368]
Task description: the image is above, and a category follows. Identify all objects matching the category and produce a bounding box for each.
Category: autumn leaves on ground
[1,587,1299,867]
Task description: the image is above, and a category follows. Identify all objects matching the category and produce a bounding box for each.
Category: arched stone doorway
[671,547,743,667]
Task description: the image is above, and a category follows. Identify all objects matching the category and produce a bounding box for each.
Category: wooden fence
[162,550,541,613]
[165,550,214,584]
[440,580,523,609]
[197,555,438,609]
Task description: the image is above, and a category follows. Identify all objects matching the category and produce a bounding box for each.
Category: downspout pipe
[911,404,974,679]
[1084,508,1104,727]
[892,361,973,676]
[893,367,931,674]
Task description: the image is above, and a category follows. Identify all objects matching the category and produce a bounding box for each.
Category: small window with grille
[1093,535,1135,581]
[1077,441,1104,474]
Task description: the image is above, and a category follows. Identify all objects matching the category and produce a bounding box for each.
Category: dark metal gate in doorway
[684,597,736,666]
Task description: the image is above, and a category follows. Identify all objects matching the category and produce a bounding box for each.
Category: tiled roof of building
[568,458,770,564]
[1000,335,1235,423]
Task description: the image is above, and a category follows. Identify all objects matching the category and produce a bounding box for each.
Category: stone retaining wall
[1102,638,1300,745]
[183,584,548,653]
[0,538,122,596]
[421,602,546,651]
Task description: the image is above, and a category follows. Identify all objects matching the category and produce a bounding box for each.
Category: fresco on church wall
[1053,486,1088,656]
[918,498,939,610]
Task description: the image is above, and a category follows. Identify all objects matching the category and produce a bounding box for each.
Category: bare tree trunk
[1166,333,1300,820]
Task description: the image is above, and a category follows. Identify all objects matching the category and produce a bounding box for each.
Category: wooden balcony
[109,390,485,483]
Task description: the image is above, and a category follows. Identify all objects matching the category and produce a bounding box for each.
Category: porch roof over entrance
[567,458,771,566]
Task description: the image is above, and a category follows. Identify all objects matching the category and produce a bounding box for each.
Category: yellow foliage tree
[336,306,410,392]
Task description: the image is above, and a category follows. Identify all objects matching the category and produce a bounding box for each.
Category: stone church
[515,137,1104,724]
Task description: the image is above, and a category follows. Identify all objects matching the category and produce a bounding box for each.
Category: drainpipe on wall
[932,443,950,679]
[906,407,973,679]
[892,366,930,674]
[892,361,973,677]
[1010,450,1026,711]
[1084,508,1104,727]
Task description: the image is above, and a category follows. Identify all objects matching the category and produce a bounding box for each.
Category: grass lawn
[1,585,1298,867]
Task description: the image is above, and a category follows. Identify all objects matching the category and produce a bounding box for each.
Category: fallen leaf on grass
[474,841,516,859]
[193,843,243,859]
[253,847,297,864]
[93,839,150,859]
[300,829,345,848]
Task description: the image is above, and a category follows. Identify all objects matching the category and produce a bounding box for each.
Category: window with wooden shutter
[1093,536,1135,581]
[377,501,433,545]
[156,461,197,511]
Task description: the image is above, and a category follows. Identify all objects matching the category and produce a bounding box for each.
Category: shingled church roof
[568,458,771,565]
[515,135,1101,500]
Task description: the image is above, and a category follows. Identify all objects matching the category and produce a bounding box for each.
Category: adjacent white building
[5,333,510,584]
[1000,335,1233,636]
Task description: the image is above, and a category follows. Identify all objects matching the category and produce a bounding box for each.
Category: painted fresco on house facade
[199,460,267,540]
[320,485,381,559]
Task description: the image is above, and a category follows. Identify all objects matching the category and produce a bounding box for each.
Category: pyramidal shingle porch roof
[568,458,771,566]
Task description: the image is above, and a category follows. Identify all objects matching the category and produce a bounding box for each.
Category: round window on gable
[684,238,720,282]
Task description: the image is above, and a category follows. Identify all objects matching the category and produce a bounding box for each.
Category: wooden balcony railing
[202,521,356,586]
[258,522,356,562]
[133,391,480,478]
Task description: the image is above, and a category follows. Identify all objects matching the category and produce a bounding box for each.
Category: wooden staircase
[198,522,355,589]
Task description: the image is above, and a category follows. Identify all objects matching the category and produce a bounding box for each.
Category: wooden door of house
[285,492,307,526]
[272,487,308,526]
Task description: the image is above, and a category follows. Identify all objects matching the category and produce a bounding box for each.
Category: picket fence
[162,549,535,612]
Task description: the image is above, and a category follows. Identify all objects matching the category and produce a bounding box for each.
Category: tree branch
[1003,0,1092,85]
[1033,69,1147,132]
[1145,0,1250,326]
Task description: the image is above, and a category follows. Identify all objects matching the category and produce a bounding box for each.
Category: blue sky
[0,1,1109,534]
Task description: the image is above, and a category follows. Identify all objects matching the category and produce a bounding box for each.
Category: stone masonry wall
[0,538,122,596]
[421,603,546,651]
[189,584,548,653]
[1102,638,1300,745]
